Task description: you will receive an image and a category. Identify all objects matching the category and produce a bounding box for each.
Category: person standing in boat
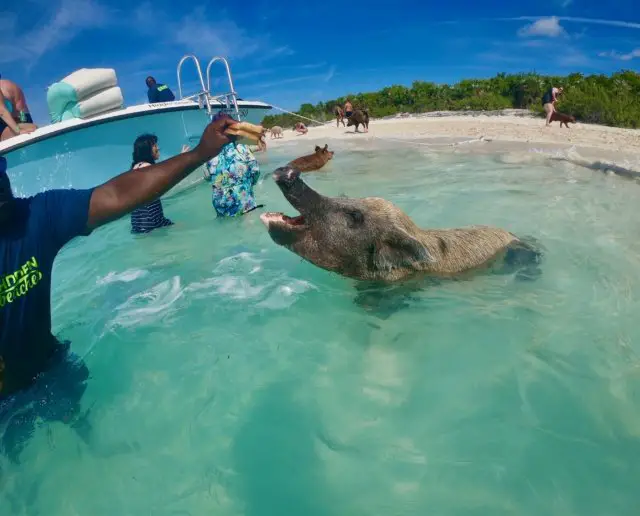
[145,76,176,104]
[0,114,237,465]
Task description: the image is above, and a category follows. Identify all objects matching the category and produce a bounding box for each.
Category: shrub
[260,70,640,129]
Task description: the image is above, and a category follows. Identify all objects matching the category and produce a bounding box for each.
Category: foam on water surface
[3,139,640,515]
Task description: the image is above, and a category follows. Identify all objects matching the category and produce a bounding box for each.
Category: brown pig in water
[260,166,543,285]
[286,144,334,173]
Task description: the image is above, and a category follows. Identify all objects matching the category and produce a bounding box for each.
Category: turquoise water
[3,138,640,515]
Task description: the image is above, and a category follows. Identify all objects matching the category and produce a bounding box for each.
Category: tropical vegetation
[261,70,640,129]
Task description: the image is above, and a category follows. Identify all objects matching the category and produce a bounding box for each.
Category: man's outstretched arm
[87,114,236,230]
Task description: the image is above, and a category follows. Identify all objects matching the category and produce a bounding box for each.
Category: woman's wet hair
[132,134,158,167]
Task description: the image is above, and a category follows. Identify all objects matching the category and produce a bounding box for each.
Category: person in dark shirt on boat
[0,114,237,465]
[146,76,176,104]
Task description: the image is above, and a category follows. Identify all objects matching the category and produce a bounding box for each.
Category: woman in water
[129,134,176,233]
[205,141,262,217]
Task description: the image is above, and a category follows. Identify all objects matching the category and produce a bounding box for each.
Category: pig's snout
[272,166,300,186]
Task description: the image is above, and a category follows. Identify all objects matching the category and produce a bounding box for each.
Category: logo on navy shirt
[0,256,43,307]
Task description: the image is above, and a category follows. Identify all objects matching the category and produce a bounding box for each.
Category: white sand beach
[266,111,640,160]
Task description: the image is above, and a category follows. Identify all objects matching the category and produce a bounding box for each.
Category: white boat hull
[0,99,272,197]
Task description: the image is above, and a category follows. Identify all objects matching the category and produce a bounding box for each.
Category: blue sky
[1,0,638,124]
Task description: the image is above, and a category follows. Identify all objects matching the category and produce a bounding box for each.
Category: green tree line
[261,70,640,129]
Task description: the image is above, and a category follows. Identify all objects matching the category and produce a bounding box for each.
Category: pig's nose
[272,166,300,185]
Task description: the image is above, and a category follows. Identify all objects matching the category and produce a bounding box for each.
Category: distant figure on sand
[347,109,370,133]
[294,122,308,135]
[146,76,176,104]
[344,99,353,119]
[0,75,37,141]
[269,126,283,139]
[334,105,345,127]
[542,86,563,127]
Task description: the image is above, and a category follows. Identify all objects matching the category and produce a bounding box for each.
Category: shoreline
[264,112,640,159]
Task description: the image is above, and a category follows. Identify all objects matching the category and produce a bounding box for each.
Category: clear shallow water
[3,139,640,515]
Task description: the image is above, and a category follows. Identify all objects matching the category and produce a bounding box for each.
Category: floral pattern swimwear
[205,143,261,217]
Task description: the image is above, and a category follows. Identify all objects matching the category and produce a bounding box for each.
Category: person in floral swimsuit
[205,142,262,217]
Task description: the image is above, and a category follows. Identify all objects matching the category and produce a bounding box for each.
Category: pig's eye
[346,209,364,226]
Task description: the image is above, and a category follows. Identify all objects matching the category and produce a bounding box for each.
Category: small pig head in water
[287,144,334,173]
[261,166,540,282]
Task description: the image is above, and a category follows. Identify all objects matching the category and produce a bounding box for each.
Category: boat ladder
[176,54,241,120]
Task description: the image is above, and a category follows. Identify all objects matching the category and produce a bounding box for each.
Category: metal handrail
[176,54,244,120]
[205,56,240,119]
[176,54,211,116]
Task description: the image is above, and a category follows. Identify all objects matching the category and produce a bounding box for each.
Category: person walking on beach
[146,76,176,104]
[0,114,236,465]
[0,75,37,141]
[542,86,563,127]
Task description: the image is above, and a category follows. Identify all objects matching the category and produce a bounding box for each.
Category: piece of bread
[225,121,265,141]
[234,121,266,135]
[225,128,261,140]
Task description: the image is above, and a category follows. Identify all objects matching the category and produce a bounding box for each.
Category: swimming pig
[346,109,369,133]
[260,166,542,284]
[287,144,334,173]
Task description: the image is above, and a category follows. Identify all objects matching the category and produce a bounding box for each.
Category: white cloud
[518,16,566,38]
[515,16,640,30]
[0,0,112,66]
[130,4,288,63]
[561,0,573,7]
[247,73,331,91]
[173,8,261,60]
[598,48,640,61]
[300,62,327,70]
[324,66,336,83]
[556,48,591,67]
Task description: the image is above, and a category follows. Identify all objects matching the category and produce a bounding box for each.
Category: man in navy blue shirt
[0,114,236,464]
[146,76,176,103]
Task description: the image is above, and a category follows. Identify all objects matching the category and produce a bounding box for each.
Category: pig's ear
[315,146,321,152]
[370,231,434,273]
[323,144,328,151]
